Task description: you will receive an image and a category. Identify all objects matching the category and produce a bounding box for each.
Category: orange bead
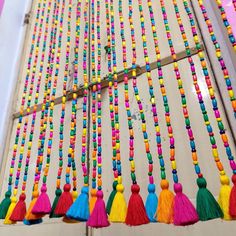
[217,161,224,171]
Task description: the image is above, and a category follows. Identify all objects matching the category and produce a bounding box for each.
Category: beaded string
[182,0,236,176]
[109,0,123,192]
[91,0,97,196]
[30,0,60,199]
[38,0,67,198]
[145,0,179,185]
[159,0,204,180]
[136,0,166,189]
[1,0,45,202]
[213,0,236,51]
[193,0,236,117]
[54,0,73,194]
[105,0,117,184]
[63,0,82,196]
[80,0,89,190]
[169,0,229,181]
[12,0,53,202]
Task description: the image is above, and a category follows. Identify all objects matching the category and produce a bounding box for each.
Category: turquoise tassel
[145,184,158,222]
[66,186,89,221]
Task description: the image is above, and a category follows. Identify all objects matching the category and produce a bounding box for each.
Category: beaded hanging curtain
[0,0,236,228]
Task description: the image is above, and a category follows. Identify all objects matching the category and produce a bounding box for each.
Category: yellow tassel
[4,196,17,225]
[25,191,44,220]
[89,189,97,213]
[157,180,174,224]
[109,184,127,222]
[218,175,231,220]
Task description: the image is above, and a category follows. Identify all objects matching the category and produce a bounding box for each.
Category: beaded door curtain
[0,0,236,229]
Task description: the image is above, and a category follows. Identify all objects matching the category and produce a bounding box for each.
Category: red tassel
[32,184,51,214]
[9,193,26,221]
[173,183,199,226]
[230,174,236,218]
[125,184,149,226]
[54,184,73,216]
[87,190,110,228]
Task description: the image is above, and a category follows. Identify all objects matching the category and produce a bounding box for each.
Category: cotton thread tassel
[4,196,17,224]
[125,184,149,226]
[32,184,51,214]
[106,181,118,214]
[90,189,97,213]
[25,191,44,221]
[218,175,231,220]
[50,189,62,218]
[66,186,90,221]
[173,183,199,226]
[0,191,11,219]
[109,184,127,222]
[196,177,223,221]
[54,184,73,216]
[145,184,158,222]
[10,193,27,221]
[230,174,236,218]
[157,179,174,224]
[87,190,110,228]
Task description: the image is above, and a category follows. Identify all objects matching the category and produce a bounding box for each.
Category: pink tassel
[87,190,110,228]
[173,183,199,226]
[32,184,51,214]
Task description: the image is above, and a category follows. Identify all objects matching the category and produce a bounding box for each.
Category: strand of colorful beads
[0,0,45,217]
[5,0,54,223]
[182,0,236,219]
[213,0,236,51]
[144,0,178,185]
[109,0,125,218]
[32,0,67,216]
[25,0,60,220]
[171,0,229,185]
[104,0,118,188]
[52,0,73,209]
[159,0,204,183]
[183,0,236,175]
[54,0,82,217]
[193,0,236,117]
[144,0,185,223]
[79,0,89,200]
[90,0,97,207]
[137,0,170,208]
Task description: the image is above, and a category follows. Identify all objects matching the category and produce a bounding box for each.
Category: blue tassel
[23,219,43,225]
[145,184,158,222]
[66,186,89,221]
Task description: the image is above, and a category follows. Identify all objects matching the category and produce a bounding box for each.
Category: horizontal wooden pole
[13,44,203,119]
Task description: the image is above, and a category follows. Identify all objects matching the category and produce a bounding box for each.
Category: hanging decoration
[213,0,236,51]
[193,0,236,118]
[1,0,236,228]
[181,0,236,220]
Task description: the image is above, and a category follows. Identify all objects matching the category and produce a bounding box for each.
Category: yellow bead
[171,161,177,170]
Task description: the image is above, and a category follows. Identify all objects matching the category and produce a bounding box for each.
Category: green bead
[161,171,166,179]
[84,176,88,184]
[210,136,216,145]
[185,118,190,126]
[131,172,136,181]
[218,121,224,130]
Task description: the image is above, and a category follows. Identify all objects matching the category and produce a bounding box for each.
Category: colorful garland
[182,0,236,219]
[194,0,236,117]
[53,0,82,217]
[50,0,73,219]
[213,0,236,51]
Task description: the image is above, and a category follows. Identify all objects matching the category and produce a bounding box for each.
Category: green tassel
[0,191,11,219]
[196,178,223,221]
[106,181,118,215]
[50,189,62,218]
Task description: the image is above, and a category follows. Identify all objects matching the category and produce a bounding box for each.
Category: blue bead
[195,165,201,174]
[173,174,178,183]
